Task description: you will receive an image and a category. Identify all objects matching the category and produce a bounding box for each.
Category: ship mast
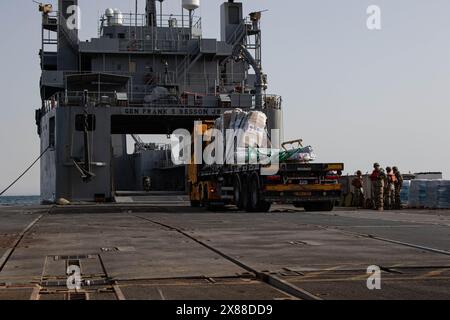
[146,0,157,26]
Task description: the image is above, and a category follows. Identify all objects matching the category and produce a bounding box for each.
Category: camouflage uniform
[375,170,386,210]
[393,168,404,209]
[384,170,396,210]
[371,167,386,210]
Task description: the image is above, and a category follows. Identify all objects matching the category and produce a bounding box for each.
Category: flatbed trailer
[189,161,344,212]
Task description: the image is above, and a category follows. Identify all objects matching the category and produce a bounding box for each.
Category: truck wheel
[233,175,243,210]
[249,175,259,212]
[190,200,201,208]
[293,202,303,208]
[258,201,272,213]
[304,202,335,212]
[190,183,200,207]
[200,184,209,208]
[321,202,335,211]
[241,175,251,212]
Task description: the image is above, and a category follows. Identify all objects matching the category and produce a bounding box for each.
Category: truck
[189,122,344,212]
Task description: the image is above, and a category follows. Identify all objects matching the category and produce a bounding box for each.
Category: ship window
[229,6,240,24]
[49,116,55,148]
[75,115,96,132]
[129,61,137,73]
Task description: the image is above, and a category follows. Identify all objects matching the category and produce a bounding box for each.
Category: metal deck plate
[0,204,449,300]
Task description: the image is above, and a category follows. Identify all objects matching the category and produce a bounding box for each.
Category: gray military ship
[0,0,449,301]
[36,0,283,204]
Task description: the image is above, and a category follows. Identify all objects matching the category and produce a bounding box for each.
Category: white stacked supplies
[400,180,411,206]
[425,180,439,209]
[408,180,428,208]
[437,181,450,209]
[215,109,269,163]
[407,179,450,209]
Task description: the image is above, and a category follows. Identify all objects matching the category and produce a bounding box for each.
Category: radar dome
[182,0,200,11]
[111,8,124,25]
[105,8,114,17]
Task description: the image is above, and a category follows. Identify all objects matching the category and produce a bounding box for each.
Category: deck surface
[0,199,449,300]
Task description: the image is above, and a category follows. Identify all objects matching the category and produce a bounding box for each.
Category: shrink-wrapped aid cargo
[425,180,439,209]
[238,111,268,148]
[409,180,428,208]
[437,181,450,209]
[400,180,411,206]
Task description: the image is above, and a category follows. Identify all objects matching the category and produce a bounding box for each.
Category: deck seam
[132,214,322,301]
[0,208,52,273]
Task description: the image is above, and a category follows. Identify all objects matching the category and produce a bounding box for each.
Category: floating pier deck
[0,200,449,300]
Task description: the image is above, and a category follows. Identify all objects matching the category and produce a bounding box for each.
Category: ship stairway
[176,40,203,85]
[226,21,248,47]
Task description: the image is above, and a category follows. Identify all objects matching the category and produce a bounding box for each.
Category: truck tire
[249,174,271,212]
[293,202,303,208]
[241,175,251,212]
[190,200,201,208]
[201,184,209,208]
[233,175,243,210]
[304,202,335,212]
[258,201,272,213]
[248,174,261,212]
[190,183,200,207]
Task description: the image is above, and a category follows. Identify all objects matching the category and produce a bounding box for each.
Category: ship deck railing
[43,90,281,114]
[56,71,250,89]
[99,12,202,38]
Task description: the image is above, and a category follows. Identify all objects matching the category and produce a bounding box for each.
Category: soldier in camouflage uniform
[370,163,386,211]
[393,166,404,209]
[352,170,364,208]
[384,167,396,210]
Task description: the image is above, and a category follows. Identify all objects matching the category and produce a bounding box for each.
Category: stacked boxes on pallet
[408,180,450,209]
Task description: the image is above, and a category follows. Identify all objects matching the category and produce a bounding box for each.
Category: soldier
[393,167,404,209]
[385,167,396,210]
[143,176,152,192]
[370,163,386,211]
[351,170,365,208]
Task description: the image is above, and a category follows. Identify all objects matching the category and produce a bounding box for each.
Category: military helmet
[386,167,392,172]
[373,163,380,168]
[356,170,362,175]
[393,166,399,172]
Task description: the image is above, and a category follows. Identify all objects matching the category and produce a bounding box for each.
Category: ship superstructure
[36,0,282,203]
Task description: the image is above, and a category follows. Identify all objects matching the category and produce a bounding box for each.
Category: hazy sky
[1,0,450,195]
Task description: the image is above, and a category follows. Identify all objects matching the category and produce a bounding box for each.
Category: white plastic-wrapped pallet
[217,109,269,163]
[425,180,439,209]
[409,180,428,208]
[239,111,268,147]
[437,181,450,209]
[400,180,411,206]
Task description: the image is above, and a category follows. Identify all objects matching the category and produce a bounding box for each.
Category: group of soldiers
[351,163,404,211]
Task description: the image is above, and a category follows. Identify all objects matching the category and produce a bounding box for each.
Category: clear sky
[1,0,450,195]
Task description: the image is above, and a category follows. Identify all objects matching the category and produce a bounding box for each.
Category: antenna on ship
[157,0,164,27]
[146,0,157,26]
